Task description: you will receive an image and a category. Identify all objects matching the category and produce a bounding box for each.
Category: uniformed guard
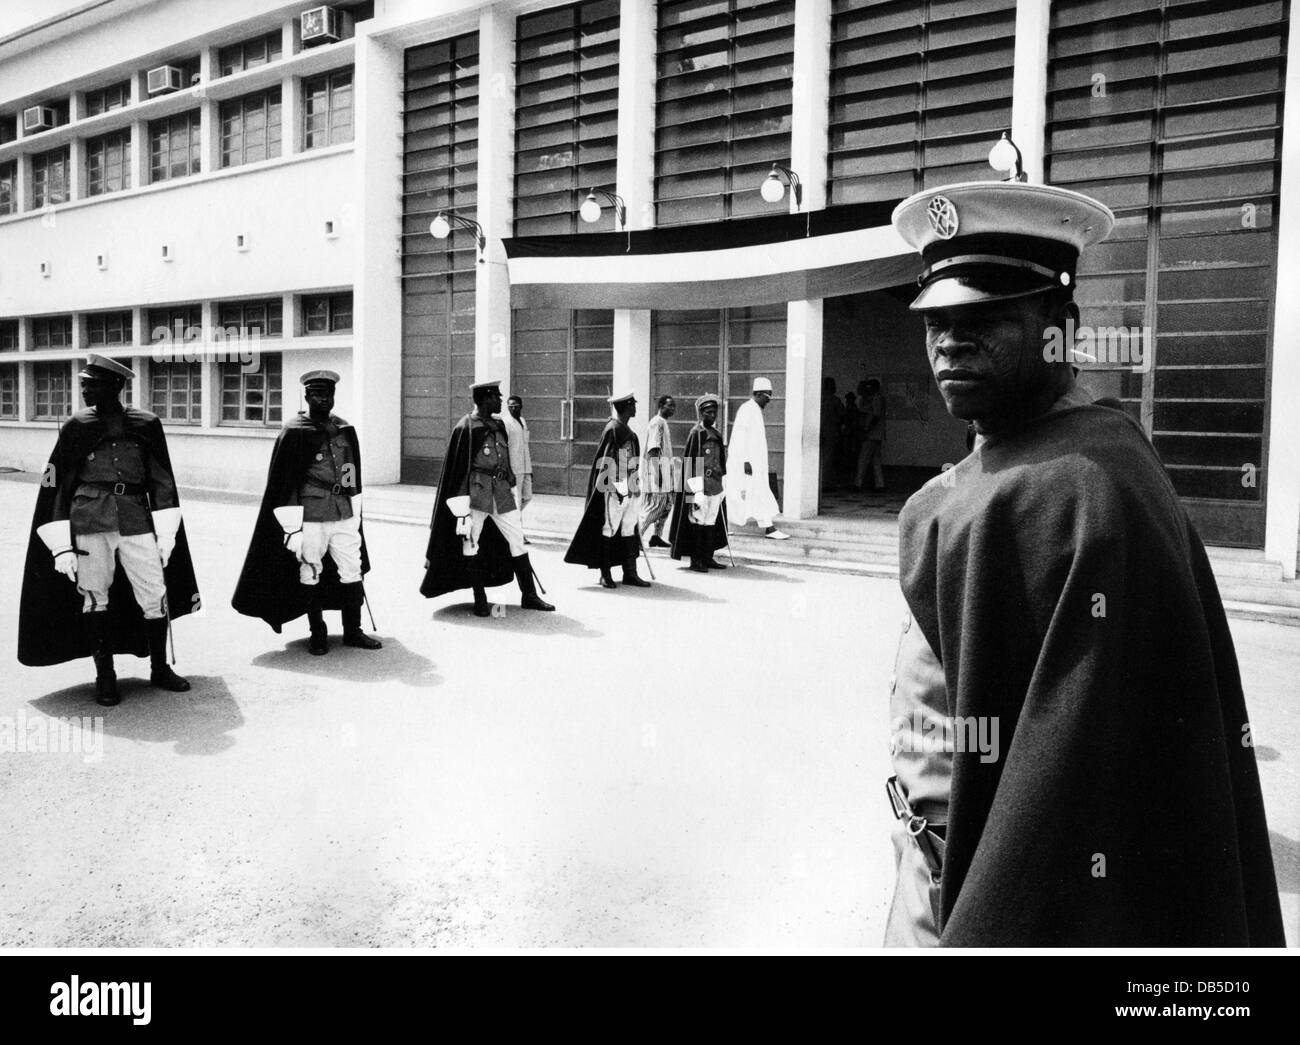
[565,390,651,589]
[18,354,200,706]
[232,370,381,655]
[420,380,555,616]
[668,393,729,572]
[882,178,1284,946]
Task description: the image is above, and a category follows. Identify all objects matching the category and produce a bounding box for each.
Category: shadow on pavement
[1269,830,1300,896]
[252,637,440,687]
[431,603,603,638]
[30,674,243,756]
[667,562,806,584]
[568,578,725,604]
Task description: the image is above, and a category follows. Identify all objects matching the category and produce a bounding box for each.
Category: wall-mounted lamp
[429,211,486,262]
[579,188,626,228]
[989,132,1027,182]
[760,164,802,208]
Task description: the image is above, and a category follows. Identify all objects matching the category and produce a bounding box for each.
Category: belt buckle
[112,482,126,496]
[331,483,342,496]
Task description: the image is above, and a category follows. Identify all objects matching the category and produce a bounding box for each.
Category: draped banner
[503,202,918,309]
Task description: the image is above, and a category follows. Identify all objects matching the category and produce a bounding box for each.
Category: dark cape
[419,414,515,599]
[564,419,640,568]
[17,407,201,667]
[899,402,1284,947]
[231,414,370,632]
[669,423,729,561]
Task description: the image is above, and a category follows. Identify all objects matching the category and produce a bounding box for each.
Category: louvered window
[828,0,1016,204]
[655,0,795,226]
[401,34,479,484]
[1046,0,1287,546]
[514,0,620,236]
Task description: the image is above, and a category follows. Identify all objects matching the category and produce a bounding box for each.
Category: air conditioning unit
[146,65,183,95]
[300,6,353,45]
[23,106,56,132]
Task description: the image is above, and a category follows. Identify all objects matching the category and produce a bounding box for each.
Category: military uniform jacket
[668,422,729,561]
[231,413,370,632]
[17,407,200,667]
[419,412,517,599]
[898,402,1284,946]
[564,418,640,569]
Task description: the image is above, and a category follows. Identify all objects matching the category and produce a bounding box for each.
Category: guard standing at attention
[669,393,729,573]
[232,370,382,655]
[565,390,651,589]
[18,354,199,706]
[420,380,554,616]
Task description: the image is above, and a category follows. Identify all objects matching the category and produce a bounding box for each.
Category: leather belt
[471,465,511,481]
[886,775,947,877]
[303,476,348,496]
[83,480,146,496]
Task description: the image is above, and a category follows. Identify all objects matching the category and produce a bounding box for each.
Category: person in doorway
[725,377,788,539]
[855,378,886,493]
[820,377,843,493]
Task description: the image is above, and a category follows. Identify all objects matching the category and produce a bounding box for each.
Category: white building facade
[3,0,1299,575]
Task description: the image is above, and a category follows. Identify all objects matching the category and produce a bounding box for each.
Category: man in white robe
[725,377,788,540]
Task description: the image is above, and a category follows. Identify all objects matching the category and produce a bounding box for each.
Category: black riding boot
[306,584,328,655]
[621,534,651,587]
[513,554,555,611]
[467,558,491,617]
[85,612,120,707]
[599,536,617,589]
[147,617,190,691]
[341,582,382,649]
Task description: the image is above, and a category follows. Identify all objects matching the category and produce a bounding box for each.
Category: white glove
[285,531,305,560]
[455,516,472,538]
[152,507,182,568]
[54,550,78,581]
[37,521,78,582]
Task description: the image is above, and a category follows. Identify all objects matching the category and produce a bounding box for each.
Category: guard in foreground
[232,370,381,655]
[669,393,729,573]
[18,355,199,705]
[565,390,651,589]
[420,380,554,616]
[884,179,1284,946]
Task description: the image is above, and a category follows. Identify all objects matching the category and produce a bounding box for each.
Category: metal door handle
[568,397,576,441]
[559,398,568,441]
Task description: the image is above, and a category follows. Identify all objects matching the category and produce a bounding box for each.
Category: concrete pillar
[67,138,84,201]
[282,73,301,154]
[13,153,27,213]
[612,0,659,443]
[474,6,515,387]
[790,0,831,213]
[783,299,823,519]
[1011,0,1050,183]
[130,119,149,189]
[352,28,405,484]
[199,300,217,429]
[1263,14,1300,577]
[780,0,832,519]
[199,95,220,174]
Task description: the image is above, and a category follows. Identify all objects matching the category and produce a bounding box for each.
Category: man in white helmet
[724,377,787,540]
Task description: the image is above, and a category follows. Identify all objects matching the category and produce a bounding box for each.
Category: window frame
[31,147,71,207]
[218,352,282,428]
[32,361,73,421]
[148,109,202,184]
[301,292,354,334]
[302,67,354,150]
[220,86,283,168]
[85,128,133,197]
[150,359,204,425]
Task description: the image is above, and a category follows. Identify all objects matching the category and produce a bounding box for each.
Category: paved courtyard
[0,473,1296,948]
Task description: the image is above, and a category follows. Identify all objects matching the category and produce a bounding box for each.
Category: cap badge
[927,196,959,239]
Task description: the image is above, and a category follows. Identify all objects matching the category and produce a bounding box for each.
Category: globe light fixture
[579,188,626,228]
[759,164,802,208]
[428,210,486,262]
[988,132,1027,182]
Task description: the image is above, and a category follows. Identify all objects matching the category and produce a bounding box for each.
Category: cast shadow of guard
[572,580,725,604]
[252,637,441,688]
[30,675,242,756]
[431,604,603,639]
